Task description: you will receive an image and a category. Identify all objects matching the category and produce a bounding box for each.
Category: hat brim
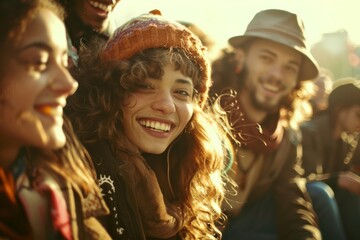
[332,77,360,90]
[229,34,319,81]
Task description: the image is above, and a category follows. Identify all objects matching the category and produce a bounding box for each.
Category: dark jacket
[86,140,181,240]
[301,112,360,181]
[225,128,320,239]
[86,140,146,240]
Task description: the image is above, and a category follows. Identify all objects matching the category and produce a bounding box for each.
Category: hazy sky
[113,0,359,56]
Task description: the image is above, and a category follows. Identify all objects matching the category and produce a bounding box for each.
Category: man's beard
[236,65,285,114]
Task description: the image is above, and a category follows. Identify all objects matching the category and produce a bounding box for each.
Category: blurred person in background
[309,68,334,116]
[302,77,360,240]
[56,0,122,66]
[178,20,215,54]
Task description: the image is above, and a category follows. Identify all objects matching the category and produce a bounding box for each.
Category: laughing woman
[0,0,110,239]
[67,10,233,240]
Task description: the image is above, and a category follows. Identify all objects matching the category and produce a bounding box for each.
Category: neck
[333,121,343,140]
[0,143,20,170]
[238,90,267,123]
[66,13,109,39]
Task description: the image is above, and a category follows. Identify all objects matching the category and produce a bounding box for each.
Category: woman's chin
[47,130,66,149]
[35,127,66,150]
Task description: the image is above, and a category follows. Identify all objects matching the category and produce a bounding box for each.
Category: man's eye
[260,54,272,62]
[285,65,299,75]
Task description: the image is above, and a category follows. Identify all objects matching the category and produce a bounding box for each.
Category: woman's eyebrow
[175,78,193,86]
[16,42,53,53]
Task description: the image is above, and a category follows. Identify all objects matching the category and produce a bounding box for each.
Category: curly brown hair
[68,38,232,238]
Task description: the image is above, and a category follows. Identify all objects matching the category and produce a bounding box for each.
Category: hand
[338,171,360,195]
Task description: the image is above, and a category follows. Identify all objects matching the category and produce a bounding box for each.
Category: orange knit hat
[102,10,211,107]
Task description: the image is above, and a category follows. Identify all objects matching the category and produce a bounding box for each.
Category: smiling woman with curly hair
[67,10,233,240]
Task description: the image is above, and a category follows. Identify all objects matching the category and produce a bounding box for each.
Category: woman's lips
[34,104,63,117]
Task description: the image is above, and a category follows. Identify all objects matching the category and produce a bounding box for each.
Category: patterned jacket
[16,161,111,239]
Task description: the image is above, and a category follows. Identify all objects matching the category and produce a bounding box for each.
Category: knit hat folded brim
[101,10,211,107]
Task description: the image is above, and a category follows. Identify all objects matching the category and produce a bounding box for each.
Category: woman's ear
[234,48,245,74]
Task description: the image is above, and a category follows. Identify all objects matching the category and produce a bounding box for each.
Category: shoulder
[301,112,329,131]
[85,140,121,169]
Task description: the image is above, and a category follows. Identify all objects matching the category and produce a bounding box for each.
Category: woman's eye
[32,59,48,71]
[174,89,193,100]
[176,89,190,96]
[135,82,155,92]
[17,50,49,72]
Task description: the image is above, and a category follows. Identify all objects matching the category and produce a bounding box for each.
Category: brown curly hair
[67,38,232,238]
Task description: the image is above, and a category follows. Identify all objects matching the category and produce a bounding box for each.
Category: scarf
[0,167,33,240]
[115,140,183,239]
[132,160,183,238]
[220,90,283,153]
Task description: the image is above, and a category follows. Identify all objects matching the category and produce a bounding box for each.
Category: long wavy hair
[0,0,99,195]
[212,46,314,130]
[68,39,232,238]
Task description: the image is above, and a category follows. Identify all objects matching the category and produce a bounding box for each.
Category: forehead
[16,9,67,51]
[249,38,303,63]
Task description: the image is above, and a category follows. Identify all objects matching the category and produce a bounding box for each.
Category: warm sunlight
[114,0,359,51]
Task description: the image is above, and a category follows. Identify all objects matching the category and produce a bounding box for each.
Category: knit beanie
[102,9,211,107]
[328,77,360,109]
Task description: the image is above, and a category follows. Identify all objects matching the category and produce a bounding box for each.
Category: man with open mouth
[56,0,122,66]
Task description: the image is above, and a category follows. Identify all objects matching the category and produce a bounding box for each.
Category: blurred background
[113,0,360,79]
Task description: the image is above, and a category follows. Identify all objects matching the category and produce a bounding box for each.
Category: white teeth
[139,120,171,132]
[89,1,112,12]
[263,83,279,92]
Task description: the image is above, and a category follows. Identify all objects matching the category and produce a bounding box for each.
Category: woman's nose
[50,65,78,96]
[151,91,176,114]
